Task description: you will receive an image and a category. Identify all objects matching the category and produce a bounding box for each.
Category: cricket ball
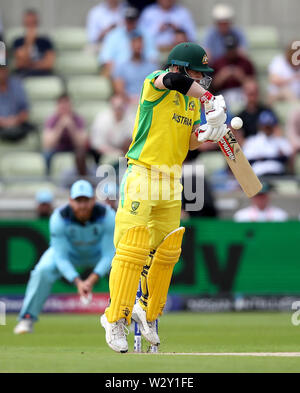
[231,117,243,130]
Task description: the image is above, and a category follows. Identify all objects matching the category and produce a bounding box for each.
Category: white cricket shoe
[132,302,160,346]
[14,319,34,335]
[100,314,129,353]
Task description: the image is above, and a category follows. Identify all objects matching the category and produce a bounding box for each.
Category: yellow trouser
[114,164,182,249]
[105,164,183,323]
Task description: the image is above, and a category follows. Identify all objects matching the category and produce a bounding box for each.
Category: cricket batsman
[14,180,115,334]
[101,42,228,352]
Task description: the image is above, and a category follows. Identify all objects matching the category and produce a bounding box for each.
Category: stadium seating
[24,76,65,101]
[4,181,57,194]
[5,27,24,48]
[55,52,99,75]
[74,101,110,127]
[50,152,96,179]
[51,27,87,51]
[246,26,280,49]
[0,152,46,179]
[273,179,299,194]
[0,133,40,153]
[67,76,112,101]
[30,101,57,127]
[273,101,300,126]
[250,49,280,75]
[50,152,76,178]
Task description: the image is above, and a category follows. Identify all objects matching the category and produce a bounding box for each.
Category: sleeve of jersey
[140,70,168,104]
[49,211,80,283]
[193,100,201,127]
[93,207,116,277]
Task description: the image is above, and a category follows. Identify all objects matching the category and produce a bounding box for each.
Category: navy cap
[70,180,94,199]
[258,110,278,127]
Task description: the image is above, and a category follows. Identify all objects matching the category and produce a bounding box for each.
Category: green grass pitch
[1,312,300,373]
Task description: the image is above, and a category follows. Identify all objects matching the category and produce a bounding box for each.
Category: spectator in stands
[138,0,197,52]
[35,189,54,219]
[211,32,255,108]
[268,42,300,103]
[203,3,247,62]
[87,0,125,50]
[156,28,189,67]
[237,79,279,139]
[99,6,157,76]
[234,182,288,222]
[112,32,158,104]
[89,95,134,164]
[286,106,300,172]
[243,110,292,177]
[12,9,55,77]
[172,28,189,47]
[0,65,35,141]
[127,0,156,13]
[42,93,88,176]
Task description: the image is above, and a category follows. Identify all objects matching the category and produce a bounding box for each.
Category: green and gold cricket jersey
[126,70,201,178]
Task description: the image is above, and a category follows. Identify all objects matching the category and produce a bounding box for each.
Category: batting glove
[200,93,227,128]
[195,123,228,143]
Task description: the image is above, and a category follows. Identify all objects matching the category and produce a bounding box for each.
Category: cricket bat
[201,97,262,197]
[218,127,262,198]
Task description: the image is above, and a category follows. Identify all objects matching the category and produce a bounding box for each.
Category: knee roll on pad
[105,226,150,324]
[146,227,185,321]
[162,72,194,95]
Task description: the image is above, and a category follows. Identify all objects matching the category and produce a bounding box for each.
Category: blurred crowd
[0,0,299,220]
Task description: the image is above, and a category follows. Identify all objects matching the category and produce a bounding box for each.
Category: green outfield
[1,312,300,373]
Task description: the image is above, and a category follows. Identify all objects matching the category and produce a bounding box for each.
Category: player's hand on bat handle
[196,123,228,143]
[200,92,227,128]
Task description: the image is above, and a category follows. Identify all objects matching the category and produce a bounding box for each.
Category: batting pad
[106,226,150,324]
[146,227,185,322]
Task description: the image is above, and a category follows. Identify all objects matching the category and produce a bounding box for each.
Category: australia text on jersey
[172,113,193,127]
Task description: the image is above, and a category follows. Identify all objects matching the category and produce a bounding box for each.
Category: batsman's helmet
[167,42,214,73]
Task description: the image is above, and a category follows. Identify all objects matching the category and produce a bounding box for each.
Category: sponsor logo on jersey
[172,113,192,126]
[188,101,195,111]
[130,201,140,215]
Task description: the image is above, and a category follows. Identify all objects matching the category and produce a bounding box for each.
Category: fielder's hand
[195,123,228,143]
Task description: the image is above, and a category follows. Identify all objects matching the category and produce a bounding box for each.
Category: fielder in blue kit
[14,180,115,334]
